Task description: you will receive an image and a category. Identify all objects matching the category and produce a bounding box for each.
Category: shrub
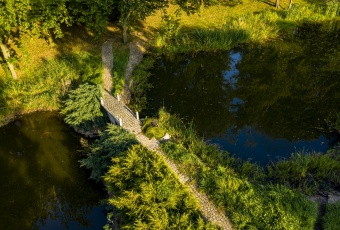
[79,124,138,182]
[103,145,216,229]
[61,83,106,131]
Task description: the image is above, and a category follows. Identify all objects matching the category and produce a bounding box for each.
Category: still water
[0,112,106,229]
[146,21,340,165]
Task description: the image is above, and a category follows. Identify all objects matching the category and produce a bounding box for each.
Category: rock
[328,195,340,204]
[309,195,328,204]
[151,120,158,127]
[162,133,171,140]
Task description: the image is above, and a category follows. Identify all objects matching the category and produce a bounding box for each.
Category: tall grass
[267,150,340,194]
[322,201,340,230]
[155,3,340,53]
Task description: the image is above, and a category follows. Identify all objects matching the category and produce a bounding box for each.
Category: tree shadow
[53,23,120,57]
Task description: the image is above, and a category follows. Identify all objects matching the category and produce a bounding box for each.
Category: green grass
[142,118,166,140]
[322,201,340,230]
[111,42,129,95]
[148,2,340,53]
[267,150,340,194]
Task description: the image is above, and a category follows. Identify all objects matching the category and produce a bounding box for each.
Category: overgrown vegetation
[267,151,340,194]
[151,109,318,229]
[104,144,216,229]
[81,124,216,229]
[61,83,106,132]
[322,201,340,230]
[129,56,154,112]
[154,2,340,53]
[142,118,166,140]
[79,124,138,182]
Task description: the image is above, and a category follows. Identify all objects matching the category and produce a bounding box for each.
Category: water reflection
[0,112,106,229]
[146,20,340,164]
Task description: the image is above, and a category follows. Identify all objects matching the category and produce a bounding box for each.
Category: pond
[146,20,340,165]
[0,112,107,229]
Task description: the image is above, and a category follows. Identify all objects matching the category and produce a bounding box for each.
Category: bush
[79,124,138,182]
[61,83,106,131]
[103,145,216,229]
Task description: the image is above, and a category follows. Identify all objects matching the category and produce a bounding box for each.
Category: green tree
[0,0,71,79]
[67,0,114,35]
[80,124,138,182]
[61,83,105,131]
[113,0,205,44]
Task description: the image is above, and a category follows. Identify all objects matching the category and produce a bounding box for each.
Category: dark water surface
[0,112,106,229]
[146,21,340,165]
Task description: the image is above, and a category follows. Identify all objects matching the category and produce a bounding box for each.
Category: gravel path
[101,40,233,230]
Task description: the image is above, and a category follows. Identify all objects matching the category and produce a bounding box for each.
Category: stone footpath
[101,40,233,230]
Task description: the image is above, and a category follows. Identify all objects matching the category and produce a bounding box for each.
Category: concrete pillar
[136,111,139,120]
[100,97,104,105]
[117,94,120,101]
[119,118,123,127]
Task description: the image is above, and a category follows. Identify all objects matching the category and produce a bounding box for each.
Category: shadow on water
[0,112,106,229]
[146,20,340,165]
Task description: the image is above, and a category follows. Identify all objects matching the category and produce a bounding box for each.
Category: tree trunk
[122,24,128,44]
[275,0,280,9]
[288,0,293,9]
[0,41,18,80]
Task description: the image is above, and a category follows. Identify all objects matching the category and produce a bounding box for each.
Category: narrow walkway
[101,40,233,230]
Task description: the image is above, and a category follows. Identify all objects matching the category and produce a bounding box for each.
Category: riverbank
[141,1,340,54]
[141,109,340,229]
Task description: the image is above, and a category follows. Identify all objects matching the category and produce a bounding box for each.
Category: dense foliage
[103,144,215,229]
[61,83,106,131]
[322,201,340,230]
[80,124,138,182]
[129,56,154,112]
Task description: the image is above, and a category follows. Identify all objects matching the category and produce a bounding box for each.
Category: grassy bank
[143,1,340,53]
[142,109,319,229]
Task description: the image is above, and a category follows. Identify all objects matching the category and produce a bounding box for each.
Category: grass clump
[322,201,340,230]
[141,118,166,140]
[267,150,340,194]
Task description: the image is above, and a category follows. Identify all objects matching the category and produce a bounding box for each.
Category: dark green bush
[61,83,106,131]
[79,124,138,182]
